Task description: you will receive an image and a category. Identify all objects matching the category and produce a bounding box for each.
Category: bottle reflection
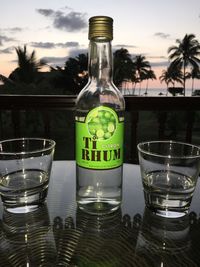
[135,208,196,267]
[56,207,139,266]
[0,204,56,266]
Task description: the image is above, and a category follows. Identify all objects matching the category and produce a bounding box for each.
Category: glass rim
[137,140,200,159]
[0,137,56,155]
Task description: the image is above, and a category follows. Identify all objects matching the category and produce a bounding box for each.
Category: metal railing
[0,95,199,162]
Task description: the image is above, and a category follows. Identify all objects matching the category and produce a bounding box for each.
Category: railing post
[157,111,168,140]
[130,111,139,163]
[11,110,21,138]
[42,110,51,138]
[0,111,3,139]
[185,111,195,143]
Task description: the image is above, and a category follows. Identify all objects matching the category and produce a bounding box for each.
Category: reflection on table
[0,161,200,266]
[0,204,56,266]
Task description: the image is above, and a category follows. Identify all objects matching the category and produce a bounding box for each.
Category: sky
[0,0,200,90]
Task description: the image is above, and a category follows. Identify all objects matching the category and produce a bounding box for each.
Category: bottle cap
[89,16,113,40]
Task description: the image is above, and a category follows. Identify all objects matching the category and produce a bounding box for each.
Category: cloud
[61,6,73,12]
[30,42,56,49]
[29,41,79,49]
[41,47,88,66]
[0,46,14,54]
[154,32,170,39]
[68,48,87,58]
[53,11,87,31]
[5,27,24,33]
[150,61,169,67]
[57,42,79,48]
[148,56,167,60]
[0,35,15,46]
[36,8,87,32]
[114,44,137,49]
[0,27,27,35]
[37,9,54,17]
[41,56,68,67]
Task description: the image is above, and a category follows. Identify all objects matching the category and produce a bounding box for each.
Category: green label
[76,106,124,170]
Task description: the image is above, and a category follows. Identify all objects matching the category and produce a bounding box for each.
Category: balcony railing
[0,95,199,163]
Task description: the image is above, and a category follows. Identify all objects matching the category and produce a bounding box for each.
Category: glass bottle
[75,16,125,214]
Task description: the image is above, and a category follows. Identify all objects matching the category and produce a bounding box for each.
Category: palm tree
[0,74,15,85]
[113,48,134,88]
[75,53,88,90]
[159,68,175,95]
[9,45,45,84]
[168,34,200,96]
[48,53,88,94]
[159,69,172,86]
[143,69,156,95]
[65,54,88,93]
[169,63,184,86]
[133,55,151,95]
[159,64,183,96]
[190,66,200,95]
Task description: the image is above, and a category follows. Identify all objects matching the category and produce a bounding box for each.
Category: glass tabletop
[0,161,200,266]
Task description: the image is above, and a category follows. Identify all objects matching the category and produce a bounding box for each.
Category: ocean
[121,87,198,96]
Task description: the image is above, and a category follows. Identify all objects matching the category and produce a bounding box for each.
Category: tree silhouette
[159,64,183,96]
[113,48,134,88]
[190,66,200,95]
[133,55,151,95]
[168,34,200,96]
[2,46,161,96]
[159,68,174,95]
[50,53,88,94]
[143,69,156,95]
[9,45,45,84]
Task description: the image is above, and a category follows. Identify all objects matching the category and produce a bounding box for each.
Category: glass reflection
[0,204,56,266]
[135,208,197,267]
[1,206,199,266]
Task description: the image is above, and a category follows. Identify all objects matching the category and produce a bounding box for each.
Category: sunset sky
[0,0,200,90]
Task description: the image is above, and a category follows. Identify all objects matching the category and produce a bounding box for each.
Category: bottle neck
[88,37,113,86]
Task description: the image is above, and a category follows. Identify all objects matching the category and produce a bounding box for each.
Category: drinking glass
[137,140,200,218]
[0,138,55,213]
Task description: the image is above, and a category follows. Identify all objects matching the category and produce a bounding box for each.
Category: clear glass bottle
[75,16,125,214]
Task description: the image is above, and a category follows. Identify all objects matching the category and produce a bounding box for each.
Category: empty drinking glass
[137,140,200,218]
[0,138,55,213]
